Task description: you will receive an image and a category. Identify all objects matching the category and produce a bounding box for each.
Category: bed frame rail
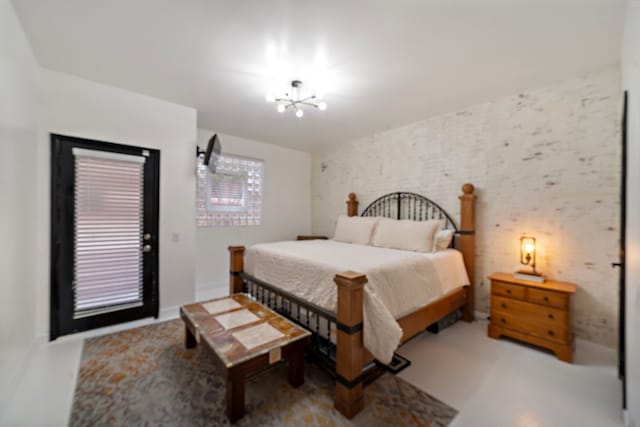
[238,271,339,371]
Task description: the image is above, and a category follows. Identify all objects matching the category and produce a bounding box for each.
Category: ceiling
[12,0,625,151]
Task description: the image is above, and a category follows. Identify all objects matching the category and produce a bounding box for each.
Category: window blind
[209,173,245,207]
[72,148,145,318]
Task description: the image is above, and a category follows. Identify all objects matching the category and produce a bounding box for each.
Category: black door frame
[50,134,160,340]
[619,92,628,409]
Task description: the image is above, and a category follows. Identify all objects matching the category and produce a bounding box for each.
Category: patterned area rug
[71,319,457,427]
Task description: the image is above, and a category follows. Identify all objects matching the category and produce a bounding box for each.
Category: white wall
[35,70,198,337]
[623,1,640,424]
[0,0,40,408]
[195,129,311,292]
[312,66,621,348]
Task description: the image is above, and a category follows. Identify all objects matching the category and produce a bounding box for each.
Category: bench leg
[226,369,245,422]
[288,349,304,388]
[185,325,197,349]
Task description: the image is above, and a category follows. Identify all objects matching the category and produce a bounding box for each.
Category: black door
[50,134,160,340]
[617,91,628,409]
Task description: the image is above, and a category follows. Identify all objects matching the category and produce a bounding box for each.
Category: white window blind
[196,153,263,226]
[209,173,246,209]
[73,148,145,318]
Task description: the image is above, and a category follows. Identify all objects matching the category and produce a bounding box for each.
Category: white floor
[397,320,623,427]
[0,286,228,427]
[0,293,623,427]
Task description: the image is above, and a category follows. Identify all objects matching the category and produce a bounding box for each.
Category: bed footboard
[228,246,367,419]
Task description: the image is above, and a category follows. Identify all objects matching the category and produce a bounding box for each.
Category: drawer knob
[544,296,549,302]
[501,318,506,324]
[548,313,554,320]
[506,289,512,294]
[548,330,555,336]
[501,303,507,309]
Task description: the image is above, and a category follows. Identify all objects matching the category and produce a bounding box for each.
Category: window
[196,153,264,226]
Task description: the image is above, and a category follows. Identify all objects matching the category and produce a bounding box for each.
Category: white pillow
[333,215,379,245]
[371,218,442,253]
[434,229,455,251]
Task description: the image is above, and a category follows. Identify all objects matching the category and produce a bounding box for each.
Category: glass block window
[196,153,263,226]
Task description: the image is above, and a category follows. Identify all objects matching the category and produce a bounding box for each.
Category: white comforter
[244,240,469,364]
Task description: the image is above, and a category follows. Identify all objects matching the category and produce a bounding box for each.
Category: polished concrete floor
[0,291,623,427]
[397,319,623,427]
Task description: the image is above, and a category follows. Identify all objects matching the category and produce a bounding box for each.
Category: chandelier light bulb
[277,104,286,113]
[318,101,327,111]
[265,93,275,103]
[296,109,304,118]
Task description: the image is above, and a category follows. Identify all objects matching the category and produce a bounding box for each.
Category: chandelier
[265,80,327,118]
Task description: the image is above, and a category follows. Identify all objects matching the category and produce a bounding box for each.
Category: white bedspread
[244,240,469,364]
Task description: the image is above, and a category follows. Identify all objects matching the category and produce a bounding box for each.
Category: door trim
[50,134,160,340]
[619,91,628,409]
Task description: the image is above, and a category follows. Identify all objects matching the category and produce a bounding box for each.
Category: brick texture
[311,66,621,348]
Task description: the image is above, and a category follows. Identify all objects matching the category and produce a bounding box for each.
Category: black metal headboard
[360,192,458,231]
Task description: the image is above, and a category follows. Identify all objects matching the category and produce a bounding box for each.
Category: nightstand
[296,235,328,241]
[488,272,577,363]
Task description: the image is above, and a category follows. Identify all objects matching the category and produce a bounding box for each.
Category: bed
[245,240,469,363]
[228,184,477,418]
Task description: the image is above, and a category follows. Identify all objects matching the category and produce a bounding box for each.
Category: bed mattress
[244,240,469,364]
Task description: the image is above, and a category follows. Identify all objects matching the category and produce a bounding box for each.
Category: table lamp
[514,235,545,283]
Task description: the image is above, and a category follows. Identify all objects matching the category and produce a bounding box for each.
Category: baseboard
[159,305,180,320]
[33,332,49,347]
[42,307,181,345]
[474,310,489,321]
[0,341,38,414]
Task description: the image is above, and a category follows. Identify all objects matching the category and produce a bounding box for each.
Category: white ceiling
[12,0,625,151]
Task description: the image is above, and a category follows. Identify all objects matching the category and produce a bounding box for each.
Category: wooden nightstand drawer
[527,287,569,309]
[492,281,525,300]
[491,311,569,344]
[491,295,568,326]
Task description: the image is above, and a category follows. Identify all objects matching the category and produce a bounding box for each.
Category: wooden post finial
[462,183,475,195]
[346,193,358,217]
[334,270,367,418]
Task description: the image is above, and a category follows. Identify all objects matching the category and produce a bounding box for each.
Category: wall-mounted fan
[196,134,222,174]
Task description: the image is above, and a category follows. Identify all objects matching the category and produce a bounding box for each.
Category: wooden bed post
[228,246,245,295]
[347,193,358,217]
[459,183,476,322]
[333,271,367,419]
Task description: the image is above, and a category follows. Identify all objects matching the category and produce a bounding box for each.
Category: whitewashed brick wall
[311,66,621,348]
